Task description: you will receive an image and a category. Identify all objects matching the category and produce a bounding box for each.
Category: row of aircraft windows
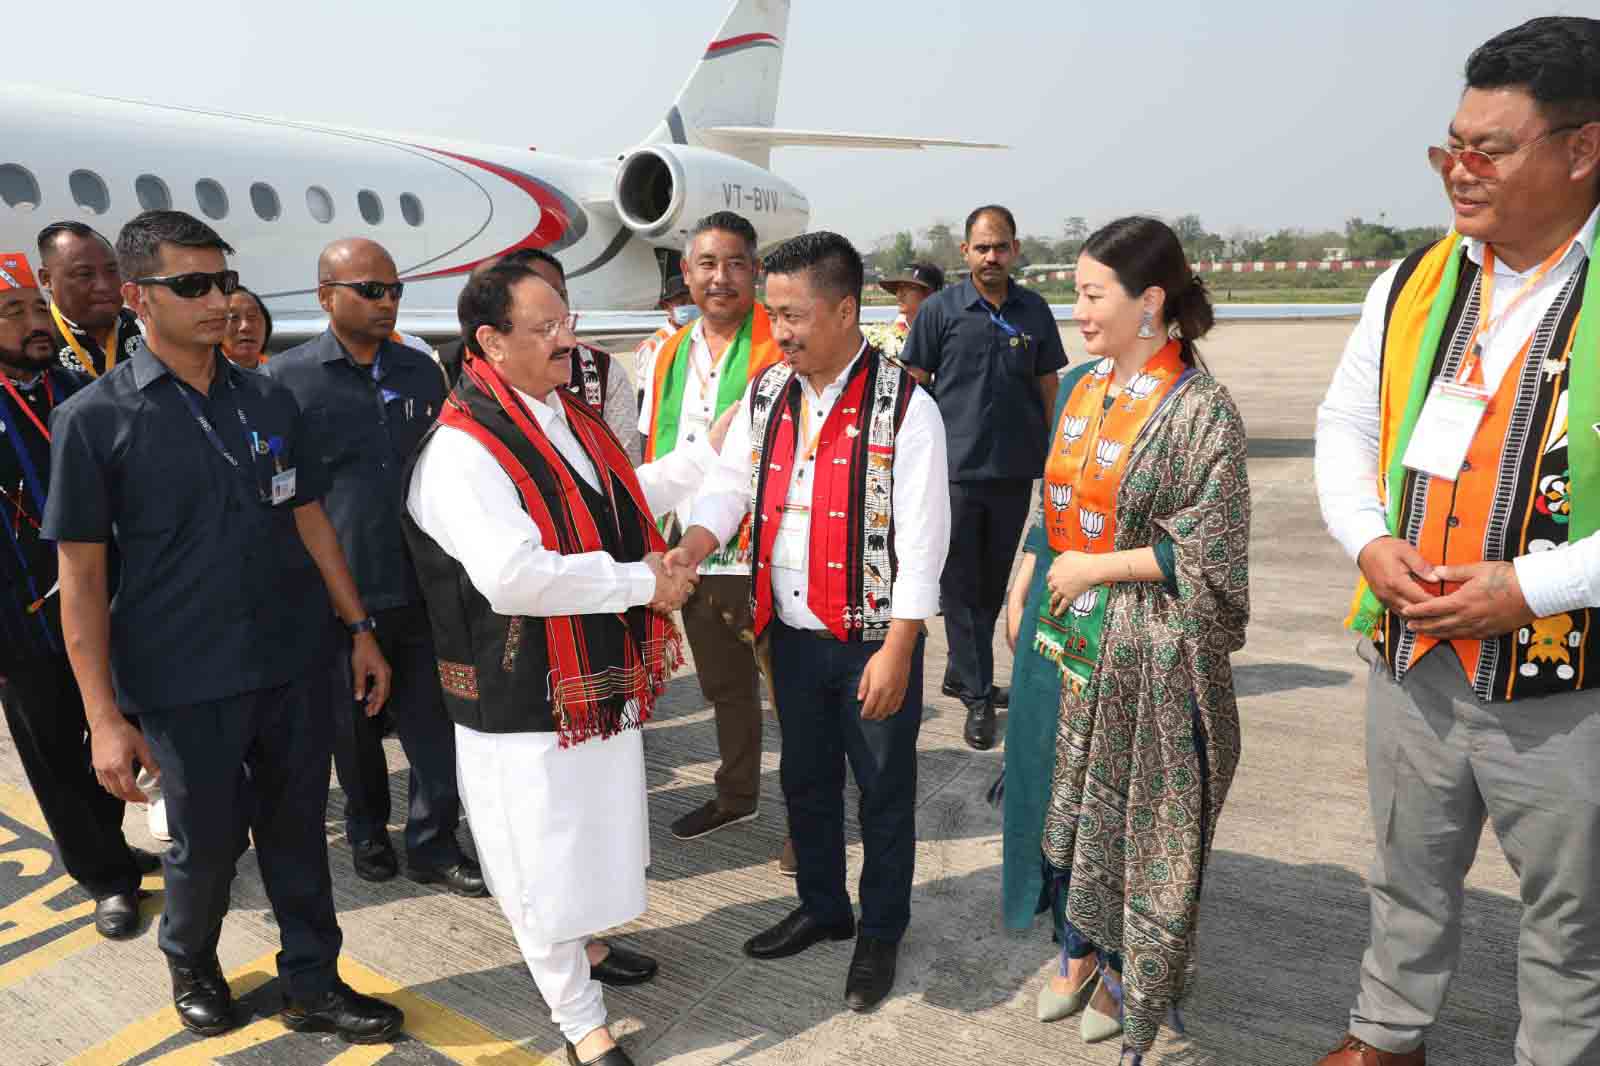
[0,164,425,227]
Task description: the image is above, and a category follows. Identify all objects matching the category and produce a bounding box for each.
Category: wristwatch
[346,616,377,636]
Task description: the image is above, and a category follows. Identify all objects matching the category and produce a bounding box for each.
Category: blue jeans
[771,623,925,943]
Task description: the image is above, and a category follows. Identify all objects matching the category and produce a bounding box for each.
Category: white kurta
[406,383,715,942]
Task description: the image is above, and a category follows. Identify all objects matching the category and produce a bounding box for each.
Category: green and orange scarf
[1034,342,1188,690]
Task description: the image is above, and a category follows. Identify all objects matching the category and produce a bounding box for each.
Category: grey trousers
[1350,643,1600,1066]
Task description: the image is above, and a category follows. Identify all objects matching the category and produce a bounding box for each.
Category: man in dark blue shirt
[0,251,158,940]
[900,205,1068,750]
[43,211,404,1045]
[268,237,483,897]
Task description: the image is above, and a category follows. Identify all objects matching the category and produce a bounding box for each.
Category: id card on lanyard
[1402,236,1574,483]
[171,370,294,506]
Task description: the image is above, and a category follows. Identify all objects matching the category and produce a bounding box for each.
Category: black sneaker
[670,800,758,840]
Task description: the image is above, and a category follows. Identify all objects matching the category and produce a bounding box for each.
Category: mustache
[22,330,54,348]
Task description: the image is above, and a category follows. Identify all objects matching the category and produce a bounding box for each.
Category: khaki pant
[680,573,765,815]
[1351,642,1600,1066]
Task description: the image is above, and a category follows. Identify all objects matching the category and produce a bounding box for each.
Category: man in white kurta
[404,264,717,1066]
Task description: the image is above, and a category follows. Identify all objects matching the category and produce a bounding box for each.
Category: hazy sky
[10,0,1590,249]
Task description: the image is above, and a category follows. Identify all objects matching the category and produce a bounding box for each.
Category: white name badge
[772,509,809,571]
[270,468,297,506]
[1401,382,1490,482]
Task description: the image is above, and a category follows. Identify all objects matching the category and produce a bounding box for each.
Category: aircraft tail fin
[643,0,789,166]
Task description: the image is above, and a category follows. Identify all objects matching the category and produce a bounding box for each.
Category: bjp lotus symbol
[1091,358,1114,379]
[1047,482,1073,510]
[1123,372,1161,409]
[1068,589,1099,618]
[1059,415,1089,452]
[1093,439,1124,477]
[1078,507,1106,541]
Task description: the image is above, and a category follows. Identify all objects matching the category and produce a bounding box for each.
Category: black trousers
[771,623,924,943]
[140,671,342,1003]
[331,604,461,867]
[0,654,141,899]
[940,479,1033,701]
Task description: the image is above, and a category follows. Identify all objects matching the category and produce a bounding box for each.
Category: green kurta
[1039,367,1250,1056]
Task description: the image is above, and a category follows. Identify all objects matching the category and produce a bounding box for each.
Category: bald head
[316,238,401,350]
[317,237,396,283]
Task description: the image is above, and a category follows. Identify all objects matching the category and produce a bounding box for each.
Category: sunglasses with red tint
[1427,124,1584,181]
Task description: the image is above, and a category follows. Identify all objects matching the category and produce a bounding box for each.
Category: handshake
[644,547,702,613]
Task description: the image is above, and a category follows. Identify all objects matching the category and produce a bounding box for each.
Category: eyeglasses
[323,280,405,301]
[1427,124,1585,180]
[134,270,240,299]
[526,312,579,339]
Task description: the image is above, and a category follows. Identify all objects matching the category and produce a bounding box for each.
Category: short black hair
[964,204,1017,240]
[36,220,113,262]
[1466,17,1600,127]
[762,231,863,307]
[687,211,759,260]
[457,261,541,356]
[233,286,274,348]
[116,210,234,281]
[499,247,565,280]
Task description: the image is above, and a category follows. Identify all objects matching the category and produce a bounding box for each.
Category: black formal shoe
[589,942,658,986]
[407,857,488,897]
[963,695,996,750]
[670,799,759,840]
[844,936,899,1012]
[566,1039,635,1066]
[281,980,404,1044]
[130,846,162,875]
[993,685,1010,709]
[168,956,235,1036]
[940,678,963,699]
[351,838,398,883]
[743,907,855,960]
[95,890,144,939]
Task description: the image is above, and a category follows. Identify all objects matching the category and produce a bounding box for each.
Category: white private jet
[0,0,999,342]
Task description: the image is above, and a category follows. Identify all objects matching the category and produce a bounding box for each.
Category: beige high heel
[1036,971,1097,1022]
[1080,999,1124,1043]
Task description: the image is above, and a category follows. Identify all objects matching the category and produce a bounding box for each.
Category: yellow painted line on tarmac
[64,951,558,1065]
[0,877,162,992]
[0,781,52,836]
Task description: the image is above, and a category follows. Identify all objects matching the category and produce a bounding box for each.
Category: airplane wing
[699,126,1007,151]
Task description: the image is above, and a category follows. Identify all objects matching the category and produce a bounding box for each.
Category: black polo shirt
[265,332,446,613]
[900,277,1068,481]
[42,340,335,713]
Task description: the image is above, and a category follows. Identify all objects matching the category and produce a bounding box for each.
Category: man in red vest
[1314,17,1600,1066]
[672,232,950,1013]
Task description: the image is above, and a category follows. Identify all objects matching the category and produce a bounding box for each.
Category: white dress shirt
[406,384,716,617]
[636,318,747,576]
[1314,203,1600,617]
[688,342,951,630]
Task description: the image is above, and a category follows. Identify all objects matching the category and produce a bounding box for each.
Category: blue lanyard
[0,389,48,519]
[170,370,273,500]
[988,309,1020,337]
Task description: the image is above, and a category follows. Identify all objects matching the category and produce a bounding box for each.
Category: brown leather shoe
[1316,1034,1425,1065]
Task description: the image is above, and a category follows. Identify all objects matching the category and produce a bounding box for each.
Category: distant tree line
[867,214,1449,275]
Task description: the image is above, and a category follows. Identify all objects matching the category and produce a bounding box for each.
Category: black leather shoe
[407,857,488,898]
[130,846,162,875]
[168,956,235,1036]
[743,907,855,960]
[281,980,404,1044]
[993,685,1010,708]
[566,1040,635,1066]
[963,695,996,750]
[940,678,963,699]
[95,890,144,939]
[589,941,658,986]
[844,936,899,1012]
[352,838,398,882]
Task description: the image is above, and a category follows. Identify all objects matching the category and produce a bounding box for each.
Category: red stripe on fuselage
[403,146,572,281]
[705,31,779,56]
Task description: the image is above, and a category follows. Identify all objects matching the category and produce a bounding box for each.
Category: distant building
[1322,247,1349,262]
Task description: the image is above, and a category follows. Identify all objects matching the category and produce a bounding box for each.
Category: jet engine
[613,144,809,251]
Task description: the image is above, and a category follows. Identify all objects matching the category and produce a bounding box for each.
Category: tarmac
[0,320,1525,1065]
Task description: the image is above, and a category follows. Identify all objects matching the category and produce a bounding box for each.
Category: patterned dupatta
[1034,341,1188,689]
[440,355,683,746]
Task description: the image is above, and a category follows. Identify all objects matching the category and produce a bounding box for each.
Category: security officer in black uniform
[268,237,485,897]
[901,204,1068,751]
[35,221,142,377]
[0,250,157,938]
[44,211,404,1043]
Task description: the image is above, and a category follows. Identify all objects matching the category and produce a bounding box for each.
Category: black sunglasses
[134,270,240,299]
[324,280,405,301]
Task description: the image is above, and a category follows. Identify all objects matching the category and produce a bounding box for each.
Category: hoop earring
[1137,310,1157,339]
